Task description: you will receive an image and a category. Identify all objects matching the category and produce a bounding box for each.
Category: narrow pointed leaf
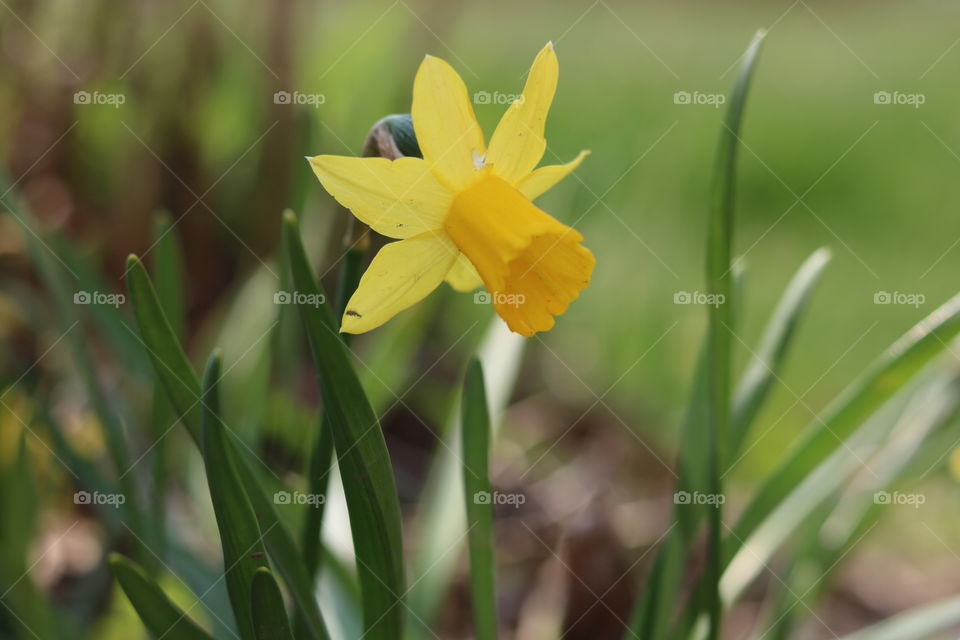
[703,28,766,640]
[201,352,268,640]
[461,360,497,640]
[836,593,960,640]
[283,210,405,640]
[729,247,831,454]
[727,292,960,559]
[109,553,214,640]
[251,568,296,640]
[125,255,329,640]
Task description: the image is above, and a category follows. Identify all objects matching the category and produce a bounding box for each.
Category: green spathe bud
[362,113,421,160]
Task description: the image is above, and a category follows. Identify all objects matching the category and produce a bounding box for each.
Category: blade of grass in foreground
[148,211,187,562]
[300,217,367,579]
[835,593,960,640]
[125,256,329,640]
[109,553,214,640]
[632,244,828,639]
[252,568,296,640]
[200,352,269,640]
[728,247,831,455]
[703,28,766,640]
[726,291,960,560]
[283,210,405,640]
[461,360,497,640]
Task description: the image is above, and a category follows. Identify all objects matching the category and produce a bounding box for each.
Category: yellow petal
[412,55,487,191]
[486,42,558,185]
[444,175,594,336]
[445,253,483,292]
[341,232,458,334]
[516,150,589,201]
[308,155,452,239]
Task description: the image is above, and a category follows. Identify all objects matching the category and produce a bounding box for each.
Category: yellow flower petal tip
[309,44,593,336]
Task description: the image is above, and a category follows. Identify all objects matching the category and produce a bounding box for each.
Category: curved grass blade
[703,28,766,640]
[201,352,268,640]
[301,217,366,579]
[461,360,497,640]
[251,568,295,640]
[729,247,831,455]
[282,210,405,640]
[835,593,960,640]
[125,255,329,640]
[148,211,187,560]
[727,292,960,560]
[634,249,827,640]
[728,370,960,636]
[108,553,214,640]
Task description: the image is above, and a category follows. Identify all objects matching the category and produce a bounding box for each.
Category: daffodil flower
[308,42,595,337]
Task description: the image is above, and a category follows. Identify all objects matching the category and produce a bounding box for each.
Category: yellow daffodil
[308,42,594,337]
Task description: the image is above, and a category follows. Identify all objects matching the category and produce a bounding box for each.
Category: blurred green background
[2,0,960,637]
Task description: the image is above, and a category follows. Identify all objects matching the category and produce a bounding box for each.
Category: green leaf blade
[109,553,214,640]
[251,568,296,640]
[200,352,269,640]
[282,210,405,640]
[461,360,497,640]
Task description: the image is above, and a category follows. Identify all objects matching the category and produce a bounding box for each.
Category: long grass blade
[835,593,960,640]
[200,351,269,640]
[461,360,497,640]
[251,568,296,640]
[125,255,329,640]
[109,553,214,640]
[703,28,766,640]
[727,293,960,560]
[282,210,405,640]
[729,247,831,454]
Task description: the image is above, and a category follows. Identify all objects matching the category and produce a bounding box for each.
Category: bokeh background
[2,0,960,638]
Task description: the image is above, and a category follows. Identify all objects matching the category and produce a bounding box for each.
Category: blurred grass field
[2,1,960,637]
[7,0,957,466]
